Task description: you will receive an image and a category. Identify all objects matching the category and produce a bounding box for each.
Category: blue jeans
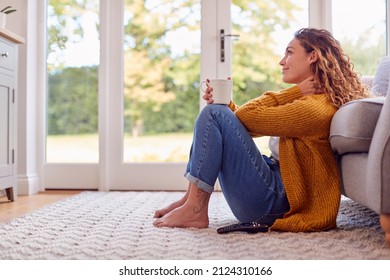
[185,105,290,225]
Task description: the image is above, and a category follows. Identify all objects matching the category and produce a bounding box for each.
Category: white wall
[1,0,41,195]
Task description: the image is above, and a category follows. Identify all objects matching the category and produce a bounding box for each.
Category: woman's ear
[309,51,319,63]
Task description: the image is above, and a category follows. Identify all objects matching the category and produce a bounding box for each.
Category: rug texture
[0,191,389,260]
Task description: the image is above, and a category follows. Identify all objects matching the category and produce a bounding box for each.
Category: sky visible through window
[332,0,386,48]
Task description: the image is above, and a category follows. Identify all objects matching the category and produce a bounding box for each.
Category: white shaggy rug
[0,191,389,260]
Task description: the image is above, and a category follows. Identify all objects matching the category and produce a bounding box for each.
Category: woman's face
[279,38,315,84]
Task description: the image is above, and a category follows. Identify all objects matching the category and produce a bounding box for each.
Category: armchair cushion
[371,56,390,96]
[329,97,386,155]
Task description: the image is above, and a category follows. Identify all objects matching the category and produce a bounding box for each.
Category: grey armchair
[329,57,390,247]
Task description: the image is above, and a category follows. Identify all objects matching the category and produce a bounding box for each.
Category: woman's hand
[202,79,214,104]
[298,76,322,96]
[202,77,232,104]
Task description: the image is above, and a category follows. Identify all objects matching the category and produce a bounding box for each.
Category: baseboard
[17,173,41,195]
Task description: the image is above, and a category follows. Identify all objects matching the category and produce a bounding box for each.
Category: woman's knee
[199,104,232,119]
[194,104,238,137]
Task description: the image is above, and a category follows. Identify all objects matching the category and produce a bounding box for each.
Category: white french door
[43,0,232,190]
[108,0,232,191]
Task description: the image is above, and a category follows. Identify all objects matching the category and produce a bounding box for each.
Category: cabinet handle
[1,52,9,58]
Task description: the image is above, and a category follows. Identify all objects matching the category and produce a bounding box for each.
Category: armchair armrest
[367,95,390,213]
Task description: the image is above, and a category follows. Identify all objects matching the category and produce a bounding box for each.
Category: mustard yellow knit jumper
[229,85,341,232]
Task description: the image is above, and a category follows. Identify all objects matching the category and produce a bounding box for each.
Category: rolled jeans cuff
[184,172,214,194]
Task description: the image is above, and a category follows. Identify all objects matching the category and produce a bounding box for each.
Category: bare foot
[153,183,210,228]
[153,203,209,228]
[153,194,188,218]
[154,185,192,218]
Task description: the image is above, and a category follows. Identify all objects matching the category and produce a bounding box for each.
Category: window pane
[231,0,308,153]
[46,0,99,163]
[123,1,200,163]
[332,0,387,74]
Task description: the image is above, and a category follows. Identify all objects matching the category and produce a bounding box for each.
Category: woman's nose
[279,56,285,66]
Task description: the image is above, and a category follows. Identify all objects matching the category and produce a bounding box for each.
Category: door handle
[220,29,239,62]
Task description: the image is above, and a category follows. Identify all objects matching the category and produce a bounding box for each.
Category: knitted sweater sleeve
[232,86,334,138]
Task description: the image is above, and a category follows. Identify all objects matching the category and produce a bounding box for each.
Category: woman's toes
[153,210,162,218]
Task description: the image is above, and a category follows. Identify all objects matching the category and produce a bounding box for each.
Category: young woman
[153,28,370,232]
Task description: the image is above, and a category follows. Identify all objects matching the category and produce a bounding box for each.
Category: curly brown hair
[294,28,370,108]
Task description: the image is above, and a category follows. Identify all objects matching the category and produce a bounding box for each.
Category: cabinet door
[0,73,13,178]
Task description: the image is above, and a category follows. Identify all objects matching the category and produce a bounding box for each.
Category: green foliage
[47,0,98,70]
[339,31,386,76]
[140,54,200,134]
[122,0,200,135]
[230,0,298,104]
[48,66,98,135]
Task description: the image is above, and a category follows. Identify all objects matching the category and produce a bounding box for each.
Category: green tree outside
[48,66,98,135]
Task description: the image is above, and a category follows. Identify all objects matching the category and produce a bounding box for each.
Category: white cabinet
[0,29,24,201]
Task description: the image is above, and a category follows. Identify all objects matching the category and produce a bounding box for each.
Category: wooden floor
[0,190,82,223]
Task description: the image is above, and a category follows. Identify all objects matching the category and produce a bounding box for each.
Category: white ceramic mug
[201,79,232,105]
